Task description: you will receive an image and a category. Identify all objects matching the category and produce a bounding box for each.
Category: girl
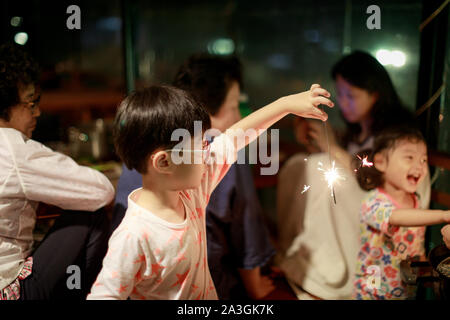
[276,51,430,300]
[353,125,450,300]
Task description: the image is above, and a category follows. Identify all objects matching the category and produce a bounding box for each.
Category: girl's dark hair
[173,53,242,116]
[354,125,426,191]
[113,85,211,174]
[331,50,417,148]
[0,43,40,120]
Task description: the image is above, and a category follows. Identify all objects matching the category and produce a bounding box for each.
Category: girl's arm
[225,84,334,151]
[389,209,450,227]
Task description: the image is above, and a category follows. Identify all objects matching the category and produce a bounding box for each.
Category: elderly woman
[0,43,114,300]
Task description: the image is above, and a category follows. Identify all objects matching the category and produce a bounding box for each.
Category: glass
[20,95,40,114]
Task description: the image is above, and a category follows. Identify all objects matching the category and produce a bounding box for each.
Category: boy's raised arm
[225,84,334,151]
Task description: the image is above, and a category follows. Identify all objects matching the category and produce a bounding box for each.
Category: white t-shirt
[0,128,115,290]
[87,134,237,300]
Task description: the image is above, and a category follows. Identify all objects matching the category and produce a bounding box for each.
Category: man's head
[173,53,242,132]
[113,85,211,188]
[0,43,41,138]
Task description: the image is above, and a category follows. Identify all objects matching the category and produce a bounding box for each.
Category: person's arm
[389,209,450,227]
[226,84,333,152]
[204,84,333,197]
[15,139,115,211]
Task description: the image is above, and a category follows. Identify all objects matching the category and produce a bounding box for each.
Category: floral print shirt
[353,188,425,300]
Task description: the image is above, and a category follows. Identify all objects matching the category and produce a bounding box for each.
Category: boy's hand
[282,84,334,121]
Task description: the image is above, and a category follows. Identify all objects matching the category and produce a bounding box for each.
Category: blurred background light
[207,38,235,55]
[391,50,406,67]
[14,32,28,45]
[10,16,23,27]
[376,49,406,67]
[96,17,122,31]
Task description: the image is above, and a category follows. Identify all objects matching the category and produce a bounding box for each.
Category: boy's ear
[373,152,387,172]
[148,151,172,174]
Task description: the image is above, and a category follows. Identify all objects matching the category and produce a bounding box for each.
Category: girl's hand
[282,84,334,121]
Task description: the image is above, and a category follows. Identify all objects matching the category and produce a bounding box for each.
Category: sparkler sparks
[300,185,311,194]
[356,155,374,167]
[317,161,345,204]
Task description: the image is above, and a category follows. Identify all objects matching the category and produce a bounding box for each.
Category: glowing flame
[318,161,345,203]
[357,155,374,167]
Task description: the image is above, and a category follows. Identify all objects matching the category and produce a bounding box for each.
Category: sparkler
[317,160,344,203]
[319,105,344,204]
[356,155,374,168]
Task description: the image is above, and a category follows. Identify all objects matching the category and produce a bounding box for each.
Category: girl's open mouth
[407,174,420,185]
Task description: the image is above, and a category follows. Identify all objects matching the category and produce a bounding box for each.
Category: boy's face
[162,135,208,190]
[375,139,428,194]
[210,81,241,132]
[6,83,40,138]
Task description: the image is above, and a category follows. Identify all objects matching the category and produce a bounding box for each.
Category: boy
[112,54,277,299]
[87,83,333,299]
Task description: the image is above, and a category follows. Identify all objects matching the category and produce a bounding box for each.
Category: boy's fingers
[311,87,331,98]
[310,84,321,90]
[314,97,334,108]
[309,108,328,121]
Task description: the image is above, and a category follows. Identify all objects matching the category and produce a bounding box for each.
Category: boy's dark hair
[113,85,211,174]
[354,125,426,191]
[331,50,417,148]
[173,53,242,116]
[0,43,40,121]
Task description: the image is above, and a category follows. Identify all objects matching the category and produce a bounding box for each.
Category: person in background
[353,125,450,299]
[111,54,277,299]
[276,51,431,299]
[0,43,115,300]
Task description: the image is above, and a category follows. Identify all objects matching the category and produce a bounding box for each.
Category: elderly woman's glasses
[20,95,40,114]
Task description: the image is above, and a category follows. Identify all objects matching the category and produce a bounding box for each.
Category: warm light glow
[357,155,374,167]
[318,161,345,201]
